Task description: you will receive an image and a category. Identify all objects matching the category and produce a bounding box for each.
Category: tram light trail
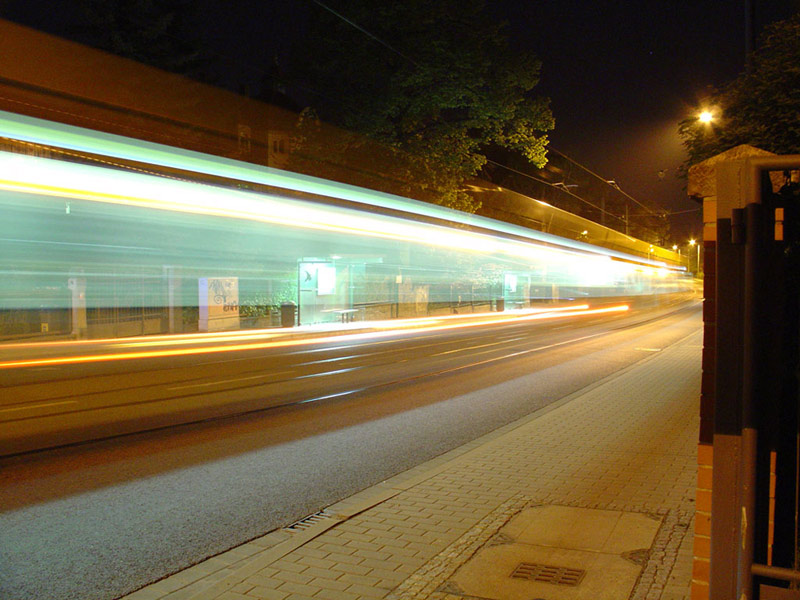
[0,304,628,370]
[6,303,593,350]
[0,152,636,272]
[0,111,693,460]
[0,109,681,270]
[0,110,687,366]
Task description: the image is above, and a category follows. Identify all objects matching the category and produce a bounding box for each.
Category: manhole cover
[442,506,660,600]
[510,562,585,586]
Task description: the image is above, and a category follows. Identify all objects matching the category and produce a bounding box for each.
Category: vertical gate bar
[739,201,768,600]
[711,216,744,599]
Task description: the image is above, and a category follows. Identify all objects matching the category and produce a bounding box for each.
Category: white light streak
[0,110,677,270]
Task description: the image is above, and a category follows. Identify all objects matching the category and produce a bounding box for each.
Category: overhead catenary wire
[547,148,667,218]
[311,0,421,67]
[484,159,627,225]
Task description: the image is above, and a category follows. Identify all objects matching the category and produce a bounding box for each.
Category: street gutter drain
[510,562,585,586]
[284,510,331,532]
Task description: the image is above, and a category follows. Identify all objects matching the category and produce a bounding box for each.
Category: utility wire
[661,207,701,216]
[312,0,420,67]
[485,159,626,224]
[547,147,666,217]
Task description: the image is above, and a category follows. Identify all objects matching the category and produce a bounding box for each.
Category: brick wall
[692,240,715,600]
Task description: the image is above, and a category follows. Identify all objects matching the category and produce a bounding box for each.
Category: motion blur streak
[3,304,591,350]
[0,110,678,267]
[0,304,627,369]
[0,152,613,264]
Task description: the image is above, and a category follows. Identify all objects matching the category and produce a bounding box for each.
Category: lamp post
[689,239,700,274]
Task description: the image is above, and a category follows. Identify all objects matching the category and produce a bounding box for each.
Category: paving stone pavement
[122,324,701,600]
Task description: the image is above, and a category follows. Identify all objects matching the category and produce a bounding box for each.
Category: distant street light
[689,238,700,274]
[699,110,714,124]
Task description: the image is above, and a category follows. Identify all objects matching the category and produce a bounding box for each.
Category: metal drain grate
[283,510,331,532]
[510,562,585,586]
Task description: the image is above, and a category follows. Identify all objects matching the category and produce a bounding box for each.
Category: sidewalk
[122,326,702,600]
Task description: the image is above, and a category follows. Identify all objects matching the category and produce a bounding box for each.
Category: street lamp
[689,239,700,274]
[699,110,714,124]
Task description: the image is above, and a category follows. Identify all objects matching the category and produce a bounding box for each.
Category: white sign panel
[316,265,336,296]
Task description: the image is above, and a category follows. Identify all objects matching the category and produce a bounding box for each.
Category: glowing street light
[689,238,700,274]
[698,110,714,124]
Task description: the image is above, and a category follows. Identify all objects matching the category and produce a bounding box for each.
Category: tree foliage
[679,12,800,168]
[286,0,554,212]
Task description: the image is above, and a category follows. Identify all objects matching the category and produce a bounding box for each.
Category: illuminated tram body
[0,110,688,341]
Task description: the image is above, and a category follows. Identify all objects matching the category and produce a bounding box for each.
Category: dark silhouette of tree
[285,0,553,212]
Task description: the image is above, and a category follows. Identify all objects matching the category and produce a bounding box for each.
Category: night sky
[3,0,799,240]
[492,0,798,240]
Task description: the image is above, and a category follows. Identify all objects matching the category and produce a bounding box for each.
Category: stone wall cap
[688,145,776,200]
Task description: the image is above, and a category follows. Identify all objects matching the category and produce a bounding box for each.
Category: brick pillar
[687,145,780,600]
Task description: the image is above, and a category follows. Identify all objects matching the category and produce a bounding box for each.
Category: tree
[286,0,554,212]
[679,12,800,168]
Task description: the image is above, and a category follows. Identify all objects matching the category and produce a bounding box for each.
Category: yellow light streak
[5,304,592,350]
[0,304,628,369]
[6,328,282,348]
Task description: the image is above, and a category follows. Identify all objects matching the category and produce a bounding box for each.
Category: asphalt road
[0,299,701,600]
